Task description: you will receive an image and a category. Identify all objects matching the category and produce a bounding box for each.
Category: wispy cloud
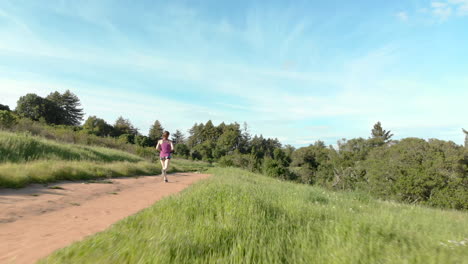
[0,1,467,146]
[428,0,468,20]
[396,11,409,21]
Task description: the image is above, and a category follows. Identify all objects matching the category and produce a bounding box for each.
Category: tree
[463,129,468,148]
[364,138,467,209]
[202,120,217,141]
[83,116,113,136]
[15,93,62,124]
[238,122,251,153]
[148,120,164,142]
[0,110,17,128]
[46,90,84,125]
[371,121,393,142]
[171,129,185,144]
[114,116,138,137]
[0,104,10,111]
[135,135,151,147]
[175,143,190,158]
[187,123,204,148]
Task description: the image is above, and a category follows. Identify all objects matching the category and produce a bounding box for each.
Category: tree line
[1,92,467,210]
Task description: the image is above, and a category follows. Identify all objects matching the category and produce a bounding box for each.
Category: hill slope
[0,131,207,188]
[41,167,468,264]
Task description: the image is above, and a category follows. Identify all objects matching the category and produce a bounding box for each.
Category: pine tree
[463,129,468,148]
[187,123,204,148]
[114,116,138,136]
[371,121,393,142]
[46,90,84,125]
[171,129,185,144]
[148,120,164,141]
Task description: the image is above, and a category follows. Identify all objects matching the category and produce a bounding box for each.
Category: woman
[155,131,174,182]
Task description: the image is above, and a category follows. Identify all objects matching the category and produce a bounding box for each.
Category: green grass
[0,131,143,163]
[0,159,209,188]
[0,160,161,188]
[0,131,212,188]
[41,167,468,264]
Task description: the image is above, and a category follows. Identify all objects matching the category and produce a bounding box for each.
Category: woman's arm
[155,140,161,151]
[170,141,174,152]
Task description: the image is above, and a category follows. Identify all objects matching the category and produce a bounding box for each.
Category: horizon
[1,0,467,147]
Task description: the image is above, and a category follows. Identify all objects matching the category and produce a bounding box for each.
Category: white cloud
[429,0,468,20]
[431,1,453,20]
[396,11,409,21]
[449,0,468,15]
[1,2,466,146]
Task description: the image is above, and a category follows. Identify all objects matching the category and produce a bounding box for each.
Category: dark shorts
[160,155,172,161]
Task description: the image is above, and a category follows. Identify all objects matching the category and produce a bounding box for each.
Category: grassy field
[0,131,143,163]
[0,131,210,188]
[41,167,468,264]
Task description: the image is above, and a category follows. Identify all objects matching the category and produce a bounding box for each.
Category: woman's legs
[163,159,171,182]
[164,159,171,171]
[160,159,165,172]
[159,158,170,182]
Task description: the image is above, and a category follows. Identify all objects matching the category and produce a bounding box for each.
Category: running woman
[155,131,174,182]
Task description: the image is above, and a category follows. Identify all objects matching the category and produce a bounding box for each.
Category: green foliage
[0,161,159,188]
[134,135,152,147]
[218,151,261,172]
[0,131,143,163]
[15,91,84,126]
[9,118,137,154]
[364,138,468,209]
[46,90,84,125]
[262,158,294,180]
[0,110,17,128]
[371,121,393,142]
[174,143,190,158]
[41,167,468,264]
[290,141,331,184]
[15,93,62,124]
[0,103,11,111]
[464,128,468,148]
[113,116,138,137]
[191,140,215,162]
[83,116,113,137]
[118,133,135,144]
[171,129,185,144]
[148,120,164,142]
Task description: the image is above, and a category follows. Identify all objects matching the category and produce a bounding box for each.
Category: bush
[218,152,261,172]
[0,110,17,129]
[364,138,468,209]
[262,158,294,180]
[7,118,140,157]
[175,143,190,158]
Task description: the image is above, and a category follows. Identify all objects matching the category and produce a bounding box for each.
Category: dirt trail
[0,172,210,264]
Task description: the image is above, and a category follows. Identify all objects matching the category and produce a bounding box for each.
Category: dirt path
[0,172,210,264]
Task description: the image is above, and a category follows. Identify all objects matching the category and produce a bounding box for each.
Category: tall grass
[0,159,211,188]
[41,167,468,264]
[0,161,159,188]
[0,131,213,188]
[0,131,143,163]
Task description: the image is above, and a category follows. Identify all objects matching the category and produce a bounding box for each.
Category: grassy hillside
[41,167,468,264]
[0,131,209,188]
[0,131,143,163]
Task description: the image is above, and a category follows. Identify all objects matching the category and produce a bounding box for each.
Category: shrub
[0,110,17,129]
[364,138,467,209]
[175,143,190,158]
[262,158,294,180]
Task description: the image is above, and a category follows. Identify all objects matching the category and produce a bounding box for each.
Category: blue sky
[0,0,467,147]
